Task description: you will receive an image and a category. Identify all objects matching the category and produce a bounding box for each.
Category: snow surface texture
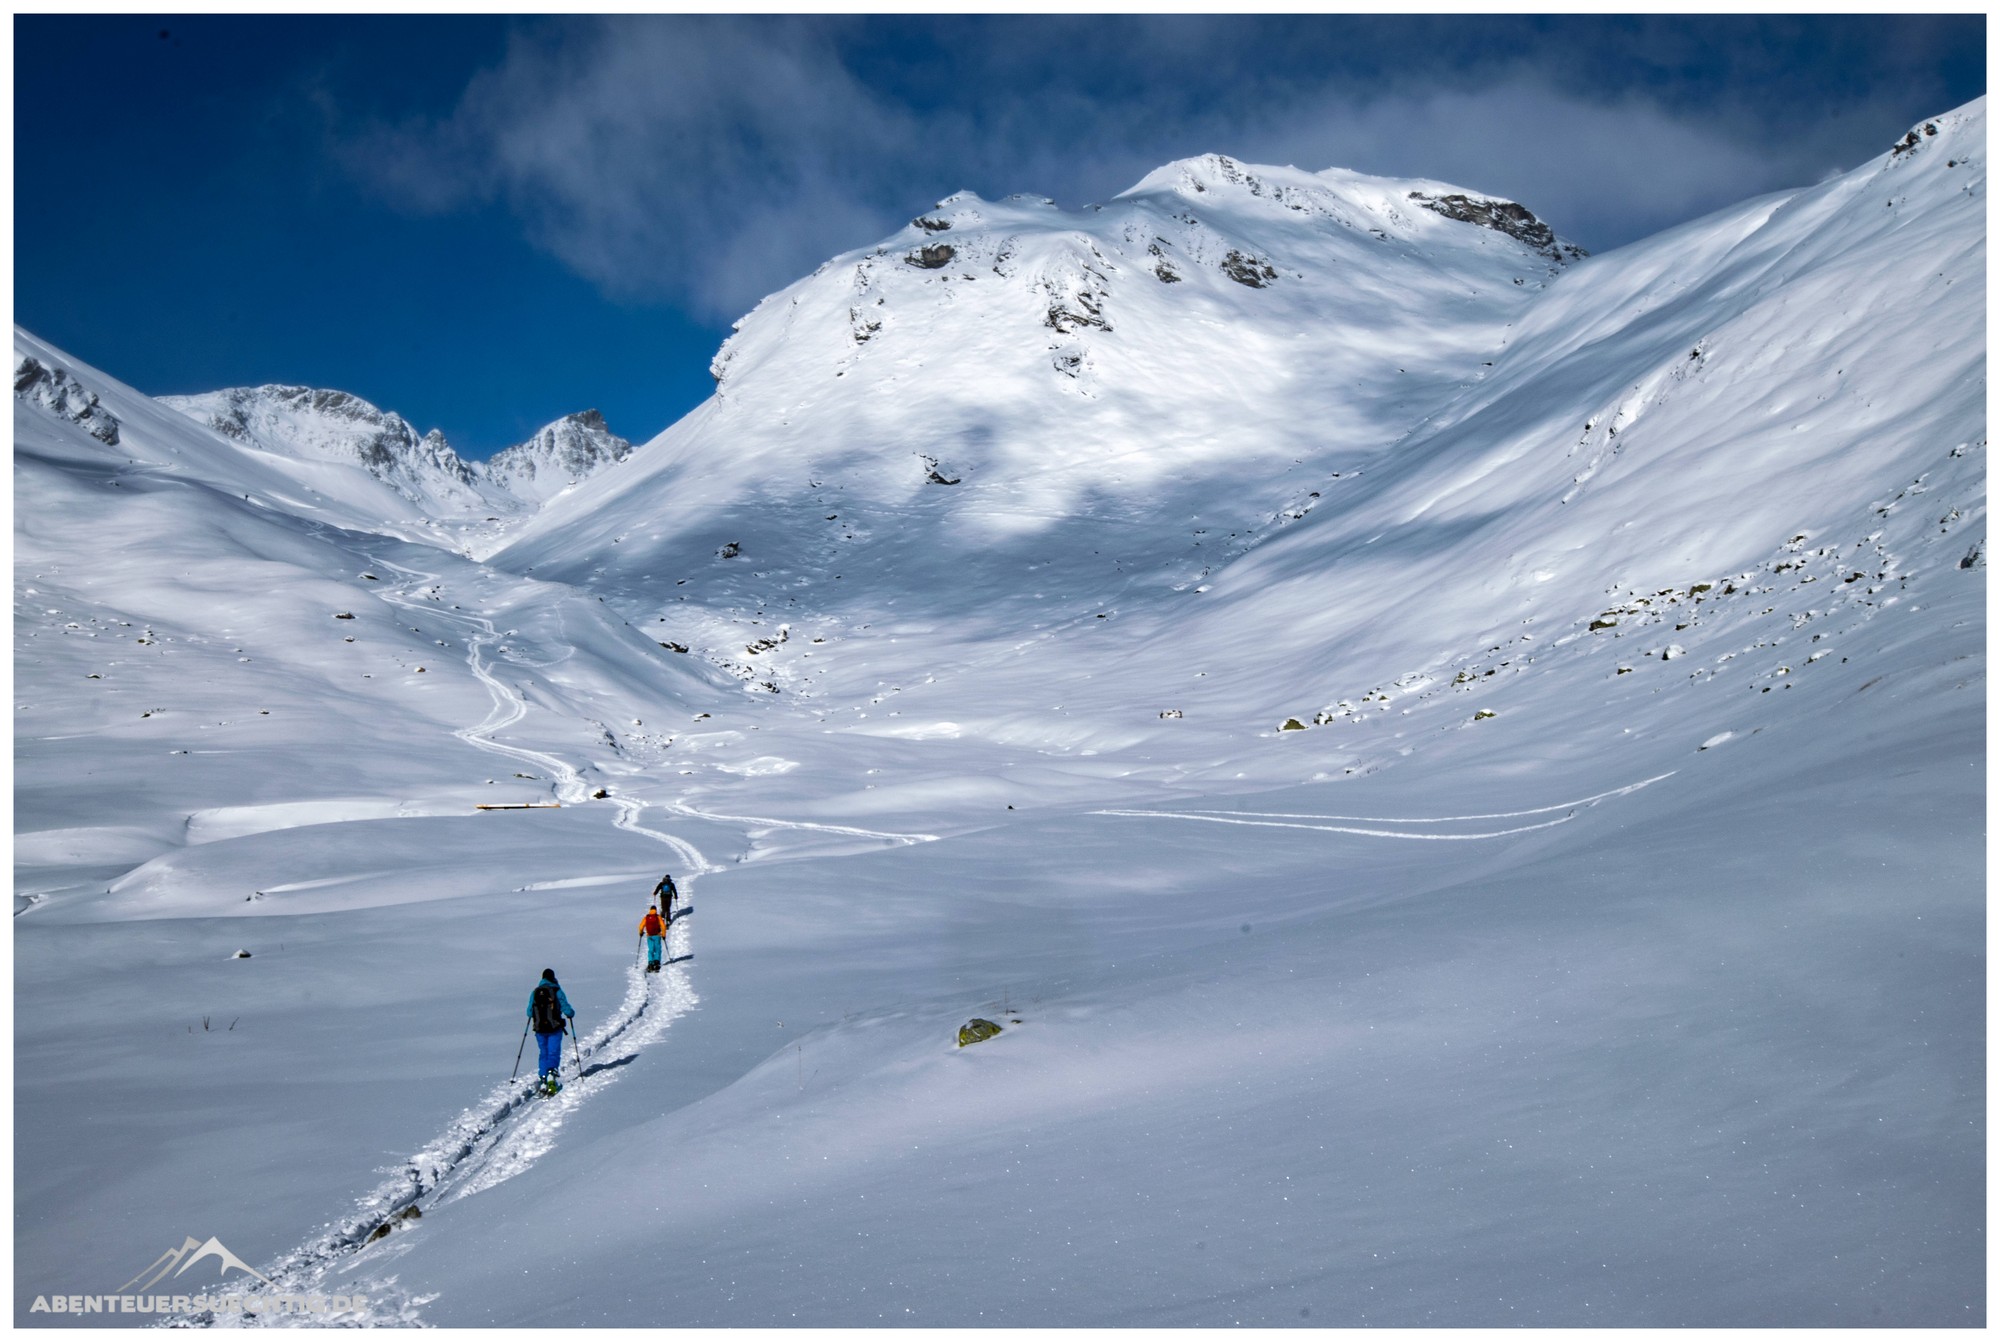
[13,104,1985,1326]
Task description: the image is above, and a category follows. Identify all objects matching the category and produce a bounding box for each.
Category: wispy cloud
[339,16,1961,322]
[345,18,922,318]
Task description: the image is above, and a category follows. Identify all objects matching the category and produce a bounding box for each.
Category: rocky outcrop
[1407,192,1587,263]
[1221,250,1278,288]
[15,356,120,445]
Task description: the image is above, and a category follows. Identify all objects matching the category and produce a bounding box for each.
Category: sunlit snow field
[13,101,1985,1327]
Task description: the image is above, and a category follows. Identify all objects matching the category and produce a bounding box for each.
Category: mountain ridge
[158,383,633,523]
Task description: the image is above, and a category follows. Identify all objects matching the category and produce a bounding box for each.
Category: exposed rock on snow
[15,355,120,445]
[1407,191,1587,262]
[1221,249,1279,287]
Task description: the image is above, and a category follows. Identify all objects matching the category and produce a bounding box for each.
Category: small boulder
[957,1018,1003,1048]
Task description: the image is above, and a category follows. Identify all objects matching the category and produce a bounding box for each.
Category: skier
[638,904,667,973]
[526,968,574,1095]
[653,872,679,923]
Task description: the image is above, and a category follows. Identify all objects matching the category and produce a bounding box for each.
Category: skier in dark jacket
[526,968,575,1094]
[653,873,679,922]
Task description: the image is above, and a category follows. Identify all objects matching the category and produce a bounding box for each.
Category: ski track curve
[663,799,938,847]
[1095,772,1676,841]
[368,555,589,803]
[181,560,718,1328]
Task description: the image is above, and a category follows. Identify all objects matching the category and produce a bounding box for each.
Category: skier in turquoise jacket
[526,968,575,1093]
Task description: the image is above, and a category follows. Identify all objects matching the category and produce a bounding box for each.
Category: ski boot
[540,1073,562,1097]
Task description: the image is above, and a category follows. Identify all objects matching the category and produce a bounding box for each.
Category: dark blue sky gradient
[15,15,1985,457]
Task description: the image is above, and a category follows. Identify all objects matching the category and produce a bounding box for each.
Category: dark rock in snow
[15,356,121,445]
[1221,250,1278,288]
[907,244,956,270]
[1407,192,1587,263]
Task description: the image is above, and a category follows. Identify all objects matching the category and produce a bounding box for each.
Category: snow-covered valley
[13,100,1985,1326]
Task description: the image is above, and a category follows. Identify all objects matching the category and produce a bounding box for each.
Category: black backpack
[531,982,565,1034]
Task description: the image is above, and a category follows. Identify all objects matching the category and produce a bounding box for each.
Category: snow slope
[12,101,1984,1327]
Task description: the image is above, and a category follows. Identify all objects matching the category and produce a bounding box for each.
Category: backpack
[531,982,565,1034]
[641,910,663,936]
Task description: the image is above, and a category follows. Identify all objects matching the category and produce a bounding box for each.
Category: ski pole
[567,1019,582,1077]
[510,1021,530,1079]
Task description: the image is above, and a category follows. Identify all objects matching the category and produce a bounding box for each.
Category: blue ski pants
[536,1030,564,1077]
[646,934,663,964]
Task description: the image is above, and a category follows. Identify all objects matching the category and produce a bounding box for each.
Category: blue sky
[14,15,1984,458]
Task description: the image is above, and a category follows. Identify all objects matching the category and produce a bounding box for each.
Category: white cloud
[344,18,1914,322]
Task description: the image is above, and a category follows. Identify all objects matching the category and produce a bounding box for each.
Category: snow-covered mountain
[159,383,633,531]
[482,409,632,506]
[13,101,1984,1328]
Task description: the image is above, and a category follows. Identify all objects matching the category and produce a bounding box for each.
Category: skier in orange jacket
[638,905,667,973]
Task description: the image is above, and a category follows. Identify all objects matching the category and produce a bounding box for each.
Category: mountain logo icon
[115,1236,273,1292]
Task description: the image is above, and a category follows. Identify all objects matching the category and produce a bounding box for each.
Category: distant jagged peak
[159,382,488,508]
[163,382,456,470]
[178,383,416,441]
[484,410,633,503]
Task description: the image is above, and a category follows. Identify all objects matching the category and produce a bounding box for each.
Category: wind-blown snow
[13,103,1984,1327]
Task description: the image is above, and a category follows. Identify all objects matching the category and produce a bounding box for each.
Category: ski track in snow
[663,799,938,847]
[184,561,716,1328]
[1095,772,1675,841]
[370,556,589,804]
[1094,809,1584,841]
